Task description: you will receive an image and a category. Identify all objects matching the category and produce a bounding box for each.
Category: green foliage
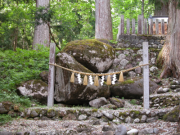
[129,99,137,105]
[0,47,50,106]
[0,114,13,125]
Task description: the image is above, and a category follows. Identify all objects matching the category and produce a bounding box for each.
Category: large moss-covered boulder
[110,78,158,99]
[63,39,115,73]
[54,52,110,104]
[17,80,48,104]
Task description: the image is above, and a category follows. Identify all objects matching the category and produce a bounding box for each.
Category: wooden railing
[117,15,168,39]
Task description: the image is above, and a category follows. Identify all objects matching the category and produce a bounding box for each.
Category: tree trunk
[33,0,50,49]
[95,0,113,40]
[158,0,180,78]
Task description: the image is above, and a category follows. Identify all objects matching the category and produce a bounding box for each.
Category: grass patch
[0,114,13,125]
[0,46,59,107]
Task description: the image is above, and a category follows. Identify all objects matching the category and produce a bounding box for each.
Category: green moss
[119,112,126,117]
[47,109,55,113]
[92,108,98,112]
[121,79,134,85]
[163,106,179,122]
[112,97,121,103]
[130,110,140,115]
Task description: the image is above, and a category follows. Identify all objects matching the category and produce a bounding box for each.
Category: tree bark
[95,0,113,40]
[33,0,50,49]
[158,0,180,78]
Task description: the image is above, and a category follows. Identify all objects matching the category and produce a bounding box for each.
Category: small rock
[78,114,87,121]
[128,71,136,78]
[174,88,180,92]
[135,67,141,74]
[115,125,127,135]
[102,111,114,120]
[89,97,107,108]
[146,117,158,123]
[125,116,132,123]
[38,123,47,128]
[101,104,117,110]
[153,128,159,134]
[150,66,158,73]
[133,118,140,123]
[127,129,138,135]
[140,115,147,123]
[109,97,125,108]
[157,87,170,93]
[63,113,77,120]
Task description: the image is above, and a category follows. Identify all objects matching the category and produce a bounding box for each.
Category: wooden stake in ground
[143,42,149,109]
[47,43,55,107]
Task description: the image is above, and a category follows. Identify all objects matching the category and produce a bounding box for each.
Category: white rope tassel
[89,75,93,85]
[112,74,117,85]
[77,74,82,84]
[100,76,105,86]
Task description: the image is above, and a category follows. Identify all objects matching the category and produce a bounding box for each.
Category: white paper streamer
[89,75,93,85]
[101,76,105,86]
[77,74,82,84]
[112,74,116,85]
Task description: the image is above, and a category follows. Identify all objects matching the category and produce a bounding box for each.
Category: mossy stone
[163,106,179,122]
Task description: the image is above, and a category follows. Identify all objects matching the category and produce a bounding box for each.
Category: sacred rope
[49,63,149,86]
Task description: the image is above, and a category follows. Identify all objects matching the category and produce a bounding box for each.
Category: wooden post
[47,43,56,107]
[132,19,135,34]
[161,19,164,34]
[144,19,147,35]
[143,42,149,109]
[120,15,124,35]
[127,19,130,35]
[138,15,142,34]
[150,19,153,35]
[156,19,159,34]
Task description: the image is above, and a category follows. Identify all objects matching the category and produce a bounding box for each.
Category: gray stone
[151,58,156,65]
[75,124,93,133]
[47,109,55,118]
[157,87,170,93]
[128,71,136,78]
[133,118,140,123]
[55,52,110,104]
[140,115,147,123]
[109,98,125,108]
[120,59,129,67]
[146,117,158,123]
[0,102,12,114]
[78,114,87,120]
[150,66,158,73]
[102,111,114,120]
[110,78,158,99]
[101,104,117,110]
[115,125,127,135]
[118,54,126,60]
[89,97,107,108]
[38,123,47,128]
[127,129,138,135]
[30,110,39,118]
[39,71,48,83]
[91,111,102,118]
[153,128,159,134]
[135,67,141,74]
[125,116,132,123]
[17,80,48,104]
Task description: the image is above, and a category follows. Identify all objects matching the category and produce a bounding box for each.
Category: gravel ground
[0,118,178,135]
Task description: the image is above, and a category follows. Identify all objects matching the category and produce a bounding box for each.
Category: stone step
[21,107,174,124]
[148,92,180,109]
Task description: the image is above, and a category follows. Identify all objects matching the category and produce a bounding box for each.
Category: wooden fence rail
[117,15,168,39]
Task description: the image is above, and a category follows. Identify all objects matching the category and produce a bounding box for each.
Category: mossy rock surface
[110,78,158,99]
[163,106,179,122]
[63,39,115,73]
